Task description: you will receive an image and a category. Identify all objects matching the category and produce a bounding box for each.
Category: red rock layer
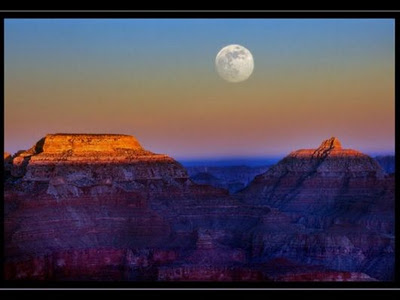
[4,135,394,281]
[4,134,266,281]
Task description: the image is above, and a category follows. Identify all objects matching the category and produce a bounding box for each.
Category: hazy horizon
[5,19,395,157]
[4,135,394,162]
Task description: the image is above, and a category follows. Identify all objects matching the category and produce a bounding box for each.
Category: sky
[4,19,395,159]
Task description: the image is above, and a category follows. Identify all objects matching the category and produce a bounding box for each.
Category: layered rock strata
[4,134,264,280]
[4,135,394,281]
[236,137,394,280]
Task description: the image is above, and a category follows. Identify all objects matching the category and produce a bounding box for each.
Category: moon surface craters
[215,44,254,83]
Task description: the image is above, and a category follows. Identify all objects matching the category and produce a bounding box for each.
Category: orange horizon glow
[4,19,395,158]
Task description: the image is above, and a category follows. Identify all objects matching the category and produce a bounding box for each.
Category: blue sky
[5,19,395,158]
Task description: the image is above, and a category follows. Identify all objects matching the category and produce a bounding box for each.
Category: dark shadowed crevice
[34,137,46,154]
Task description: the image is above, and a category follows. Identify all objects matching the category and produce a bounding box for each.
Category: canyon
[4,135,394,281]
[187,165,270,194]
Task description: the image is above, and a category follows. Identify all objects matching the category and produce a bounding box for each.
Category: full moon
[215,44,254,83]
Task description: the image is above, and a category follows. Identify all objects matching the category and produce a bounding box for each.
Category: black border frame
[1,10,398,290]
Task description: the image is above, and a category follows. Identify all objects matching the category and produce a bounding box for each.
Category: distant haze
[5,19,394,157]
[178,157,282,168]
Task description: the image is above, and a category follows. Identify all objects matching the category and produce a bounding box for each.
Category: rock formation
[236,137,394,280]
[4,134,265,280]
[237,137,387,214]
[4,135,394,281]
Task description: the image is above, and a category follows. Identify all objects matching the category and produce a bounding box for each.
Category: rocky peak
[311,137,343,159]
[276,137,384,175]
[238,136,388,211]
[286,137,363,160]
[318,137,342,151]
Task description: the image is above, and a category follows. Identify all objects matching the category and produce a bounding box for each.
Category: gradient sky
[4,19,395,159]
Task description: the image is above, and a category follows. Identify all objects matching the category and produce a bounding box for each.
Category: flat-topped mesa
[27,134,157,160]
[10,134,188,184]
[40,134,144,154]
[14,134,175,165]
